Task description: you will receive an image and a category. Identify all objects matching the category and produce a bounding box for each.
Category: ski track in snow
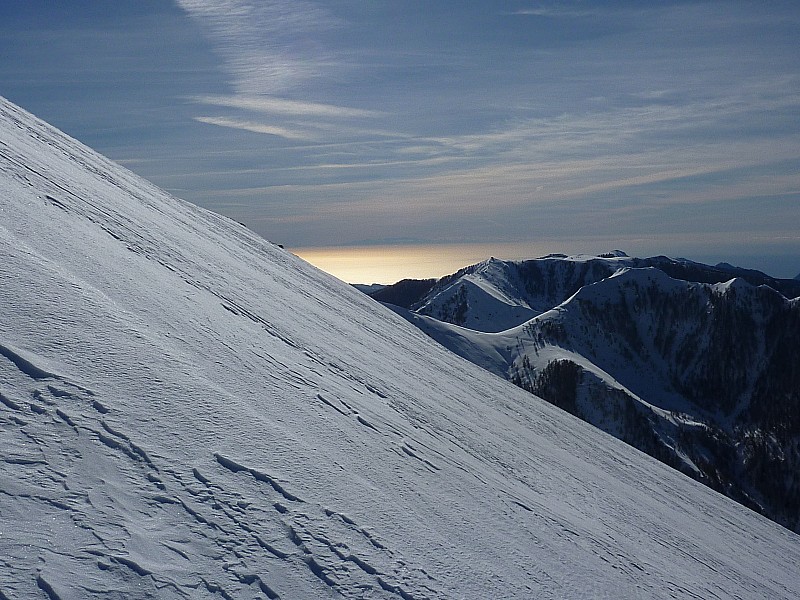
[1,97,800,598]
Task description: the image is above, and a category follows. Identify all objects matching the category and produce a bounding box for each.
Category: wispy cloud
[194,94,381,119]
[192,114,408,145]
[175,0,341,94]
[176,2,399,146]
[432,76,799,152]
[194,116,313,140]
[507,6,598,18]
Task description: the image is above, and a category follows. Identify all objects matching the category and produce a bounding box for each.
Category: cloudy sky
[2,1,799,281]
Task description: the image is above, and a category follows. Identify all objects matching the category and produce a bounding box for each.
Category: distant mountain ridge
[369,254,800,533]
[370,254,800,330]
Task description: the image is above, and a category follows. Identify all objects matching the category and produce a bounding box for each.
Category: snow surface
[1,96,800,599]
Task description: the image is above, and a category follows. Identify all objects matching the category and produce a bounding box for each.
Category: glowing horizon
[291,243,562,285]
[292,241,800,285]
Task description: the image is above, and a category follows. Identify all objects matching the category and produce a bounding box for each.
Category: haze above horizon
[2,1,798,281]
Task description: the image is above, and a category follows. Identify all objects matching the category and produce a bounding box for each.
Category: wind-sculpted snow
[1,96,800,598]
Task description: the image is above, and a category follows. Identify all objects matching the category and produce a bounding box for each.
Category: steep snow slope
[1,97,800,599]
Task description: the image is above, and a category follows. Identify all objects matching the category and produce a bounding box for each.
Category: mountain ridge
[371,254,800,327]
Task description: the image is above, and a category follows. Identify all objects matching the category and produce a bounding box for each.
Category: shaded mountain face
[366,278,436,308]
[380,256,800,534]
[511,270,800,532]
[5,99,799,598]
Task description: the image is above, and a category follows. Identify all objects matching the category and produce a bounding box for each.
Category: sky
[2,1,799,282]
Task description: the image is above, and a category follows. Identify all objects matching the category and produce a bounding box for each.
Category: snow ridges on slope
[2,96,800,599]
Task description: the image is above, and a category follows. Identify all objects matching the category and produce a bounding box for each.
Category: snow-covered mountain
[374,253,800,333]
[2,97,800,599]
[378,257,800,533]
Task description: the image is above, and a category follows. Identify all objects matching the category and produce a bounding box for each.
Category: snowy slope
[1,97,800,599]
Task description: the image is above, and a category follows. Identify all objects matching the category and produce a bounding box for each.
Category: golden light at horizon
[291,235,800,285]
[291,243,564,284]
